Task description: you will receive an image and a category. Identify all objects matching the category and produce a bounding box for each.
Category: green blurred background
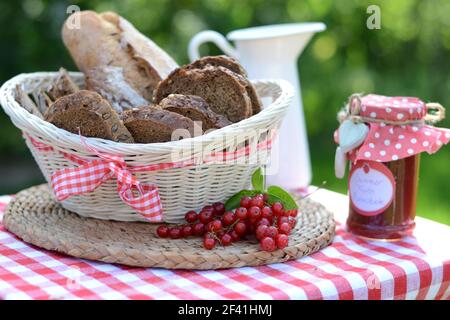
[0,0,448,224]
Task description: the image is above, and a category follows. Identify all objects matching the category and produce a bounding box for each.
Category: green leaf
[251,168,265,192]
[266,186,299,210]
[224,190,259,211]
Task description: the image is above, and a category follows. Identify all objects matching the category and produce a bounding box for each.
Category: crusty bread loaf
[121,107,195,143]
[44,90,134,143]
[48,67,79,100]
[154,65,252,122]
[160,94,231,130]
[186,56,262,115]
[62,10,178,100]
[15,85,43,119]
[85,66,149,113]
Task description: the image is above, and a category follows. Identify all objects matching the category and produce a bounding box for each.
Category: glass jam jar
[335,94,449,240]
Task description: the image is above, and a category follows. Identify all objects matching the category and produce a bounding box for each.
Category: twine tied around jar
[337,93,446,125]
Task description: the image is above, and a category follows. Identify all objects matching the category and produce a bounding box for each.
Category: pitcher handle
[188,30,238,62]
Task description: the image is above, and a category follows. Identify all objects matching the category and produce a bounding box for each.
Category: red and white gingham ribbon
[26,133,274,222]
[29,136,163,222]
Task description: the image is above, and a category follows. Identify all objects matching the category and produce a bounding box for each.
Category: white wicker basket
[0,72,293,223]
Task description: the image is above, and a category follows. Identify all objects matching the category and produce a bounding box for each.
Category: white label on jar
[349,161,395,216]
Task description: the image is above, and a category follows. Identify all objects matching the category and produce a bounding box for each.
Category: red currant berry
[260,237,276,252]
[278,222,291,235]
[156,225,169,238]
[221,211,236,226]
[266,226,279,238]
[181,225,193,237]
[210,220,222,232]
[203,235,216,250]
[185,210,198,223]
[272,202,284,215]
[230,230,240,242]
[248,206,261,220]
[256,225,268,240]
[263,193,269,203]
[250,196,264,208]
[199,210,214,224]
[212,202,225,216]
[257,217,270,227]
[278,216,289,225]
[261,206,273,219]
[286,209,298,217]
[234,221,247,235]
[193,222,205,236]
[276,234,289,249]
[169,227,182,239]
[220,233,232,246]
[235,207,248,220]
[239,196,252,208]
[202,205,214,213]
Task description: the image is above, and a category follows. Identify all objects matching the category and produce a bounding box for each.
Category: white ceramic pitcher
[189,23,326,189]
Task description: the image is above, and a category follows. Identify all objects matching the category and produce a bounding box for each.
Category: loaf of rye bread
[44,90,134,143]
[154,65,252,122]
[159,94,231,130]
[185,55,262,115]
[121,107,196,143]
[85,66,149,113]
[62,10,178,101]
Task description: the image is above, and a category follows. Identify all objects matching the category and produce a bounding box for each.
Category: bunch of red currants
[156,194,299,252]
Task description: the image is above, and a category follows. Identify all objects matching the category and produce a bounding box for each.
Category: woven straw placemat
[3,184,335,269]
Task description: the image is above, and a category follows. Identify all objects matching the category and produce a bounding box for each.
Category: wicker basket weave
[0,72,294,223]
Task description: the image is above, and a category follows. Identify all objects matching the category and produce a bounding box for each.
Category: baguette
[62,10,178,100]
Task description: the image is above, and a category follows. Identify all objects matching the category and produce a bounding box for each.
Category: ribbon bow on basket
[29,135,164,222]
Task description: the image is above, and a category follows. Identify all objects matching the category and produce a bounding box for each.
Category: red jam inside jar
[347,155,420,240]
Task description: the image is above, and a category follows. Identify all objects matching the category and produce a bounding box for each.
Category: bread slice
[48,67,79,100]
[15,85,43,119]
[44,90,134,143]
[186,55,247,77]
[62,10,178,100]
[85,66,149,113]
[159,94,231,130]
[121,107,195,143]
[154,66,252,122]
[186,56,261,116]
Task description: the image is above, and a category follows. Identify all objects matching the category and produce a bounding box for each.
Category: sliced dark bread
[186,56,262,115]
[44,90,134,143]
[154,65,252,122]
[121,107,195,143]
[159,94,231,130]
[85,66,149,113]
[48,67,80,100]
[186,55,247,77]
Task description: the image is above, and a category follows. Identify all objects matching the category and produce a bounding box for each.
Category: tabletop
[0,188,448,300]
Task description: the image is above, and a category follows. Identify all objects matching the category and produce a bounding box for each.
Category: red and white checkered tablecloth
[0,189,448,300]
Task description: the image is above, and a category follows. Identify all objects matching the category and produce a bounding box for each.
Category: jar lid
[336,94,450,163]
[354,94,426,122]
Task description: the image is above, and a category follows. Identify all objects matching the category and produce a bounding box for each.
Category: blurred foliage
[0,0,448,224]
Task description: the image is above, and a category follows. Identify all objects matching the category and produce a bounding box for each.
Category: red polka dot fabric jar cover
[334,94,450,240]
